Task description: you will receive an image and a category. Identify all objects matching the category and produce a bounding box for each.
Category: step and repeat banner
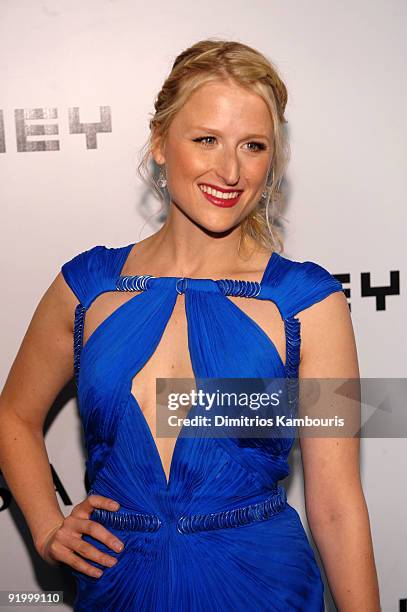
[1,1,405,611]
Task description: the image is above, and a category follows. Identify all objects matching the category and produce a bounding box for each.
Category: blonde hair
[137,38,290,253]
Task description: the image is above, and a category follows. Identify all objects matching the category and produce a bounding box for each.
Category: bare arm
[297,291,380,611]
[0,270,128,577]
[0,272,78,552]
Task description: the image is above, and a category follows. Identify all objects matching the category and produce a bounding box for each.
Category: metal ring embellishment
[89,487,287,536]
[176,486,287,534]
[116,275,155,292]
[91,508,162,532]
[217,279,261,297]
[175,277,188,295]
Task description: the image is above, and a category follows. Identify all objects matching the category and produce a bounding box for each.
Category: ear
[150,131,166,165]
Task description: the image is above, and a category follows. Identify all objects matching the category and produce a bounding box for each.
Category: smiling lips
[198,183,243,208]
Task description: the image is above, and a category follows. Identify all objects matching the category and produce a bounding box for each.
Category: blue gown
[61,242,343,611]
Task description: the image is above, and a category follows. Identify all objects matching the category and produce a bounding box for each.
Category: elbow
[305,487,368,531]
[0,406,44,439]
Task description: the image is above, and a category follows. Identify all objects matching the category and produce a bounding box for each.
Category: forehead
[171,79,272,132]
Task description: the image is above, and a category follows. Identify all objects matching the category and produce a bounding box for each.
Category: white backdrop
[1,1,406,610]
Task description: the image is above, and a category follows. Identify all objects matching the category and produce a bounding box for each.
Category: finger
[60,515,125,552]
[45,538,104,578]
[66,550,106,578]
[82,519,125,552]
[86,494,120,512]
[71,495,120,519]
[69,536,119,569]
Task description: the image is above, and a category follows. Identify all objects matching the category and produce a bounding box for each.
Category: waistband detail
[90,508,162,532]
[89,487,287,535]
[177,486,287,534]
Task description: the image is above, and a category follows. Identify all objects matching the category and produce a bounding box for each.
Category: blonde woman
[0,40,380,611]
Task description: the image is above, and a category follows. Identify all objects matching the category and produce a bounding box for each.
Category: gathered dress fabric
[61,242,343,611]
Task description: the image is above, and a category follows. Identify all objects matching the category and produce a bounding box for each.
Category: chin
[198,220,240,236]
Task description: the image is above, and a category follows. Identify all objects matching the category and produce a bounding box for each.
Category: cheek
[246,159,270,182]
[167,142,199,170]
[167,151,208,193]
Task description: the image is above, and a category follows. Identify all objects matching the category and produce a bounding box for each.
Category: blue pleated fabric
[61,242,343,611]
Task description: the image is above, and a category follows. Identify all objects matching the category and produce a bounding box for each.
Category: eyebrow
[192,126,271,143]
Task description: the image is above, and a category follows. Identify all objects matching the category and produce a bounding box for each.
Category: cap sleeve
[279,260,344,319]
[60,244,106,308]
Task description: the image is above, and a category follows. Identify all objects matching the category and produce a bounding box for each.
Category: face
[152,79,274,234]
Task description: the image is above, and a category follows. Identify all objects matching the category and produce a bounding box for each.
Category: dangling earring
[261,168,275,199]
[157,167,167,188]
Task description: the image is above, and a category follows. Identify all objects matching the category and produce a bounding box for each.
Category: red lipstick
[198,184,243,208]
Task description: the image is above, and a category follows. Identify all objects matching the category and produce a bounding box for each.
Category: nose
[214,147,240,186]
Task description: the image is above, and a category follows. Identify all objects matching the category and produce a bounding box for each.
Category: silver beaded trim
[284,316,301,411]
[116,275,155,292]
[91,508,162,532]
[73,303,86,386]
[217,279,261,297]
[115,275,261,297]
[177,486,287,534]
[89,487,287,535]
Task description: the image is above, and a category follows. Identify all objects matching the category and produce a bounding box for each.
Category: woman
[0,39,380,611]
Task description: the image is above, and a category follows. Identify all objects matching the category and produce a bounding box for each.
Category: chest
[82,289,287,409]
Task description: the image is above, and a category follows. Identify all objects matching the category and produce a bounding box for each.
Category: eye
[193,137,267,152]
[244,142,267,152]
[193,136,217,146]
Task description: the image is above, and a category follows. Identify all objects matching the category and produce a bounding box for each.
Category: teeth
[199,185,240,199]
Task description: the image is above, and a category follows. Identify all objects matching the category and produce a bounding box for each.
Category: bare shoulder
[47,271,80,332]
[296,290,359,379]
